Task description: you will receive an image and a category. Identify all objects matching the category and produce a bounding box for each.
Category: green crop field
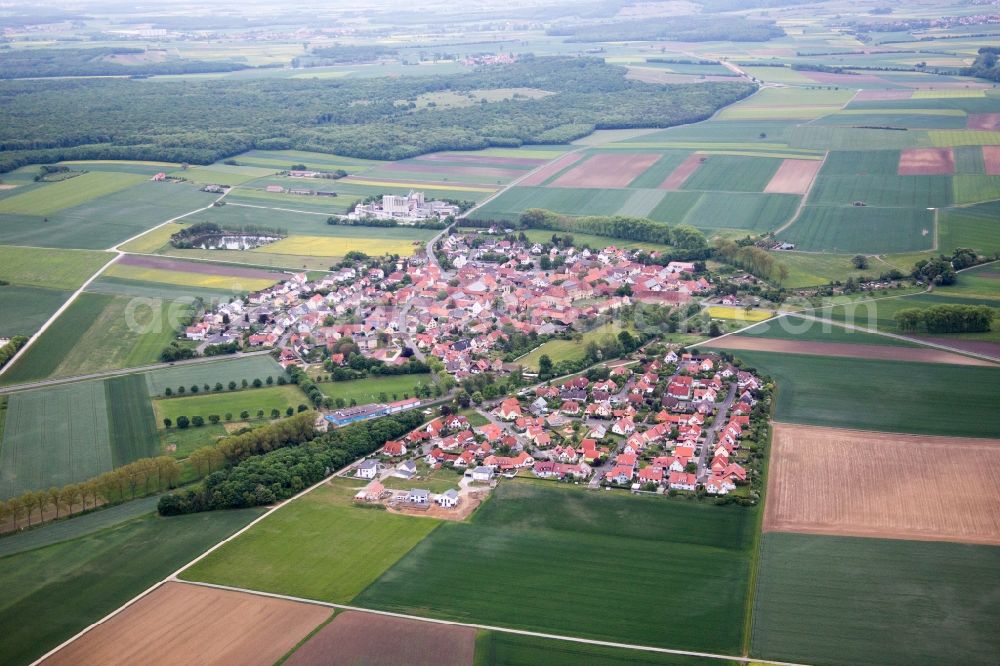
[930,130,1000,147]
[85,276,240,302]
[939,201,1000,254]
[471,186,632,221]
[144,355,286,397]
[234,149,380,171]
[781,206,933,254]
[682,155,782,192]
[0,293,111,386]
[819,151,901,177]
[354,482,756,654]
[951,175,1000,205]
[181,480,440,603]
[0,508,264,666]
[153,384,308,424]
[0,172,146,216]
[616,188,667,217]
[225,188,358,214]
[953,146,986,174]
[788,126,931,150]
[0,381,112,498]
[752,533,1000,666]
[812,111,968,129]
[626,151,692,188]
[0,285,71,338]
[773,251,885,288]
[647,190,704,224]
[684,192,800,232]
[319,374,431,406]
[105,374,159,466]
[0,181,218,250]
[170,165,274,186]
[738,315,920,347]
[721,350,1000,437]
[0,246,110,290]
[474,632,737,666]
[808,175,952,208]
[820,292,999,343]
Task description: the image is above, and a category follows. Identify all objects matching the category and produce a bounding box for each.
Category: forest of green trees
[548,15,785,42]
[0,57,754,171]
[0,47,251,79]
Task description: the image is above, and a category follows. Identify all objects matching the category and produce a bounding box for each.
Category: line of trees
[713,238,790,284]
[164,404,308,430]
[162,374,288,397]
[158,409,425,515]
[0,456,181,532]
[517,209,677,245]
[895,305,994,334]
[0,335,28,369]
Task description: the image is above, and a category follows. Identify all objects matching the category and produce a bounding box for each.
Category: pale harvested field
[709,335,995,366]
[518,152,584,186]
[853,89,913,101]
[43,582,331,666]
[764,158,823,194]
[765,423,1000,545]
[969,113,1000,131]
[898,147,955,175]
[983,146,1000,175]
[286,610,476,666]
[660,153,704,189]
[549,152,661,188]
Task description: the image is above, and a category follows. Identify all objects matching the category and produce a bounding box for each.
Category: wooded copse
[158,408,425,515]
[514,208,709,249]
[894,304,995,334]
[0,57,754,171]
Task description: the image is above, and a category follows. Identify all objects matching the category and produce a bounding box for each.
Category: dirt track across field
[765,423,1000,545]
[898,147,955,175]
[286,610,476,666]
[706,335,995,366]
[983,146,1000,175]
[43,582,330,666]
[659,153,704,189]
[764,159,823,194]
[549,152,661,188]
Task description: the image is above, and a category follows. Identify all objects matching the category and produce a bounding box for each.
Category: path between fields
[0,190,230,380]
[0,350,274,395]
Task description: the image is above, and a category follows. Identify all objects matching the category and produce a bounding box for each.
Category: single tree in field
[208,414,220,425]
[163,418,172,428]
[286,406,294,416]
[271,408,280,419]
[851,255,869,270]
[256,409,265,419]
[240,410,250,420]
[538,354,553,378]
[229,381,237,391]
[177,415,190,429]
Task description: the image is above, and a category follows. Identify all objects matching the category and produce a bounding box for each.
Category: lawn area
[0,246,110,290]
[159,422,227,458]
[725,350,1000,438]
[153,384,309,424]
[181,479,441,603]
[0,172,145,216]
[354,481,757,654]
[518,322,628,372]
[0,508,264,666]
[319,374,432,405]
[382,463,465,493]
[143,355,286,397]
[751,533,1000,666]
[707,306,773,322]
[0,380,112,499]
[475,632,738,666]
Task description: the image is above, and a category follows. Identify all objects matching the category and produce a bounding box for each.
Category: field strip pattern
[765,423,1000,545]
[704,335,997,366]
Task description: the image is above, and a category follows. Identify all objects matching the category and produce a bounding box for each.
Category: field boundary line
[173,579,817,666]
[773,150,828,235]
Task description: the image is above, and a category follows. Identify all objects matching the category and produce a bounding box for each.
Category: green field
[471,186,632,221]
[319,374,431,406]
[182,480,441,603]
[719,350,1000,438]
[739,315,919,347]
[0,381,112,498]
[939,201,1000,255]
[819,150,901,177]
[781,206,933,254]
[813,111,968,129]
[105,374,159,466]
[952,175,1000,205]
[617,188,668,217]
[684,192,800,232]
[234,149,380,172]
[772,251,886,288]
[788,126,931,151]
[682,155,782,192]
[0,181,217,249]
[518,323,627,372]
[354,482,756,653]
[160,422,227,458]
[808,175,952,208]
[153,384,308,424]
[475,632,738,666]
[0,246,110,290]
[625,151,692,188]
[0,508,264,666]
[144,355,286,397]
[0,172,145,216]
[0,285,71,337]
[752,533,1000,666]
[646,190,703,224]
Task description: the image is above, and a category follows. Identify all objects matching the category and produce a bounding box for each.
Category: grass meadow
[751,533,1000,666]
[725,350,1000,438]
[181,479,441,603]
[517,322,628,371]
[318,374,431,405]
[0,508,264,666]
[355,482,757,654]
[153,384,308,424]
[143,355,285,396]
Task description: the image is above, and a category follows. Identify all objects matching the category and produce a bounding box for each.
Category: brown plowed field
[708,335,995,366]
[983,146,1000,175]
[660,153,705,189]
[765,423,1000,545]
[286,610,476,666]
[118,254,280,279]
[898,147,955,175]
[968,113,1000,131]
[518,152,585,186]
[43,582,331,666]
[549,152,661,188]
[764,159,823,194]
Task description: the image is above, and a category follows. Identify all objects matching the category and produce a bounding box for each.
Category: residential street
[695,382,738,482]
